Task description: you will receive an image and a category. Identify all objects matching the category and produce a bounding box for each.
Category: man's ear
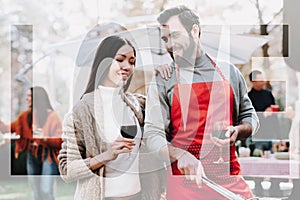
[191,24,200,39]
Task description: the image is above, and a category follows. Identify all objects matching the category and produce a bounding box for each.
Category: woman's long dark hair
[83,35,136,96]
[26,86,53,128]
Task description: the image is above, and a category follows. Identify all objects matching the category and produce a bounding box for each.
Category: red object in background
[270,105,279,112]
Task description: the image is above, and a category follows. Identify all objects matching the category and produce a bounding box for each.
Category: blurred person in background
[248,70,279,148]
[0,86,62,200]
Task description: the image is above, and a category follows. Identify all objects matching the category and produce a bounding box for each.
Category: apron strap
[206,54,227,81]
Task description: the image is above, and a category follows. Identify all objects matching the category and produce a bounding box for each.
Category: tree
[250,0,283,69]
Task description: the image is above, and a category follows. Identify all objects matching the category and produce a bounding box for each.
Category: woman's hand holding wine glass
[120,125,138,159]
[104,137,136,161]
[32,128,44,138]
[99,125,138,164]
[88,138,135,171]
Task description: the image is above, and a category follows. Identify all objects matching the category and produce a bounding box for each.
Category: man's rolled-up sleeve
[237,70,260,135]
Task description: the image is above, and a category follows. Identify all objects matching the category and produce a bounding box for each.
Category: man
[248,70,279,142]
[144,6,259,199]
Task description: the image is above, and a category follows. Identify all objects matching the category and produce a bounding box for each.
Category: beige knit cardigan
[58,89,165,200]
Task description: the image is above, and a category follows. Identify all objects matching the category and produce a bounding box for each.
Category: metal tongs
[203,176,259,200]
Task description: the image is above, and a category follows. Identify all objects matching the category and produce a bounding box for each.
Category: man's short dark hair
[157,5,201,37]
[249,70,263,82]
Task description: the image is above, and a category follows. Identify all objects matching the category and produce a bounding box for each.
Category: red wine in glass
[120,125,137,139]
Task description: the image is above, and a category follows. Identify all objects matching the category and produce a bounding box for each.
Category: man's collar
[195,51,210,67]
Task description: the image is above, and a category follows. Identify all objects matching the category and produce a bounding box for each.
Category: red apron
[167,59,253,199]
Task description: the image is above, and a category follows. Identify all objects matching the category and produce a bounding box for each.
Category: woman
[0,86,62,200]
[58,35,170,200]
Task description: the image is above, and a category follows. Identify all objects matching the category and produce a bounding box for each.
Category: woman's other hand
[32,128,44,138]
[103,138,135,161]
[89,138,135,171]
[154,64,173,80]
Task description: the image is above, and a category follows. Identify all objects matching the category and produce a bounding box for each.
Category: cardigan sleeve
[11,111,25,133]
[0,111,29,133]
[10,120,18,133]
[58,110,95,183]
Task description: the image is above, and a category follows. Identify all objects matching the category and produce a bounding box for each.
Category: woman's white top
[99,85,141,198]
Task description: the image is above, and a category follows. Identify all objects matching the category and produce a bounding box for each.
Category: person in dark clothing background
[249,70,275,114]
[248,70,277,149]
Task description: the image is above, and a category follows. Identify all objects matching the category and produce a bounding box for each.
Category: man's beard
[168,37,196,68]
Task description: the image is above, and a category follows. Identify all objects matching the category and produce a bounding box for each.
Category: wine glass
[211,121,229,164]
[120,125,137,139]
[120,125,137,159]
